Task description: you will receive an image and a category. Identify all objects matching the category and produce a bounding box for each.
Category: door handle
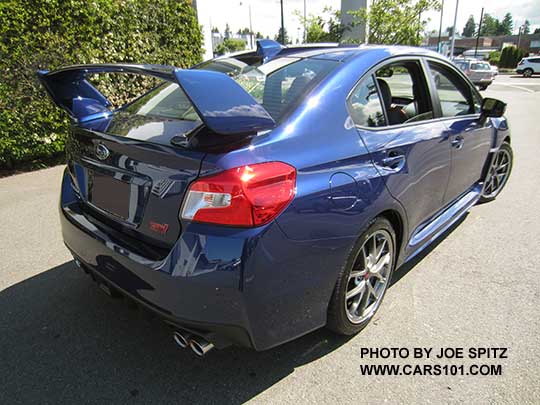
[381,153,406,170]
[451,135,464,149]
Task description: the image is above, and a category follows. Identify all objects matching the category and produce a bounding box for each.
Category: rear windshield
[196,56,338,121]
[121,56,338,127]
[123,83,202,123]
[471,63,490,70]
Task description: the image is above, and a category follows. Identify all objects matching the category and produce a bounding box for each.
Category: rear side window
[348,75,386,127]
[428,62,478,117]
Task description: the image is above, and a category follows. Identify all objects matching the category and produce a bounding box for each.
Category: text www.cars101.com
[359,364,503,376]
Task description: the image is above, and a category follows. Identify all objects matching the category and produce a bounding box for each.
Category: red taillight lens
[181,162,296,227]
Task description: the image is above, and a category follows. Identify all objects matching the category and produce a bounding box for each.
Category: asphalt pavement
[0,74,539,404]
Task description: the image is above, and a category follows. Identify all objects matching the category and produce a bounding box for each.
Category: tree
[237,27,251,35]
[488,50,501,66]
[224,23,232,39]
[479,14,499,36]
[295,6,344,43]
[523,20,530,35]
[348,0,441,46]
[534,28,540,35]
[445,26,454,37]
[211,27,220,33]
[497,13,513,36]
[215,38,246,56]
[255,31,263,39]
[462,15,476,37]
[274,27,291,44]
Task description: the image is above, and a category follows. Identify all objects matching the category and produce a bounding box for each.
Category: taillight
[181,162,296,227]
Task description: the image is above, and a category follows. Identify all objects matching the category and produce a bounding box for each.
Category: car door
[426,60,492,204]
[348,58,452,249]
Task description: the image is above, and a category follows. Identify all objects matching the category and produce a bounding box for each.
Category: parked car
[39,41,513,355]
[516,56,540,77]
[490,64,499,76]
[453,59,494,90]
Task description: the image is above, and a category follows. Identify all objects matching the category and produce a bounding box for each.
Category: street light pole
[280,0,285,44]
[248,4,253,49]
[437,0,444,53]
[303,0,306,43]
[449,0,459,58]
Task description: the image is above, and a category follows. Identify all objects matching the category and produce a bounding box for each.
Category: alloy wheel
[483,148,511,199]
[345,230,393,324]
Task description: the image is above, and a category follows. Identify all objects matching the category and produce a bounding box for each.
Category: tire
[479,142,513,203]
[327,217,396,335]
[523,68,533,78]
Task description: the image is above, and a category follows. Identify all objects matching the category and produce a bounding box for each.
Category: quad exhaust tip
[173,330,191,349]
[173,330,215,356]
[189,337,214,356]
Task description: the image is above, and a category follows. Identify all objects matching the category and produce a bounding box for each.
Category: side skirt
[405,183,482,263]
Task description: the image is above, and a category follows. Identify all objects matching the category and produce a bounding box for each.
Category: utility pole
[449,0,459,58]
[517,25,523,49]
[474,7,484,59]
[437,0,444,53]
[280,0,285,44]
[303,0,306,43]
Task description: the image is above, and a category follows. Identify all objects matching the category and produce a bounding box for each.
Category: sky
[196,0,540,44]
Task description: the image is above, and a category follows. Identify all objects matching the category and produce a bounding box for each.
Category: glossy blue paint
[256,39,285,63]
[174,69,275,135]
[43,44,508,351]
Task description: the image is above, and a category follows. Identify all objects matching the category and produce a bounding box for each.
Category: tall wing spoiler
[37,64,275,136]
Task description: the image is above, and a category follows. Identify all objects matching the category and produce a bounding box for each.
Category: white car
[516,57,540,77]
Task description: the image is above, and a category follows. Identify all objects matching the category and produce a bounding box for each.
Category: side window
[428,62,477,117]
[348,75,386,127]
[375,60,433,125]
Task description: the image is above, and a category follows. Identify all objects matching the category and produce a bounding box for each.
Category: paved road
[0,82,539,404]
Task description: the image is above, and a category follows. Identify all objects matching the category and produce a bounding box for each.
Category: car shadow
[0,215,466,403]
[508,75,540,79]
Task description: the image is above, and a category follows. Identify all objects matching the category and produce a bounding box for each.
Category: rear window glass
[471,63,490,70]
[198,57,338,121]
[123,83,201,123]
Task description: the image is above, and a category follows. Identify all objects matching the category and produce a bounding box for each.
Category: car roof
[277,44,447,63]
[216,44,449,66]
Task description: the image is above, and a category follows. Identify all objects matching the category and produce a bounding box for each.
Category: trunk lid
[66,115,206,249]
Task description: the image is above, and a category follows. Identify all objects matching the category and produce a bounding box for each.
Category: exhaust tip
[189,337,215,356]
[173,331,191,349]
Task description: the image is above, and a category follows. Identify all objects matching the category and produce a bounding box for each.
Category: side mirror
[481,98,506,118]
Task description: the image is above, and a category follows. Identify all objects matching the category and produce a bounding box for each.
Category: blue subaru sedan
[39,41,512,355]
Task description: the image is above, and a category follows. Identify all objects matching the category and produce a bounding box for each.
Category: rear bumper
[472,79,493,86]
[61,201,254,349]
[60,168,345,350]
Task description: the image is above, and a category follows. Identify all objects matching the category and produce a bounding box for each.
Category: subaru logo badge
[95,143,110,161]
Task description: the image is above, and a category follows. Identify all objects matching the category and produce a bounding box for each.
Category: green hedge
[0,0,203,169]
